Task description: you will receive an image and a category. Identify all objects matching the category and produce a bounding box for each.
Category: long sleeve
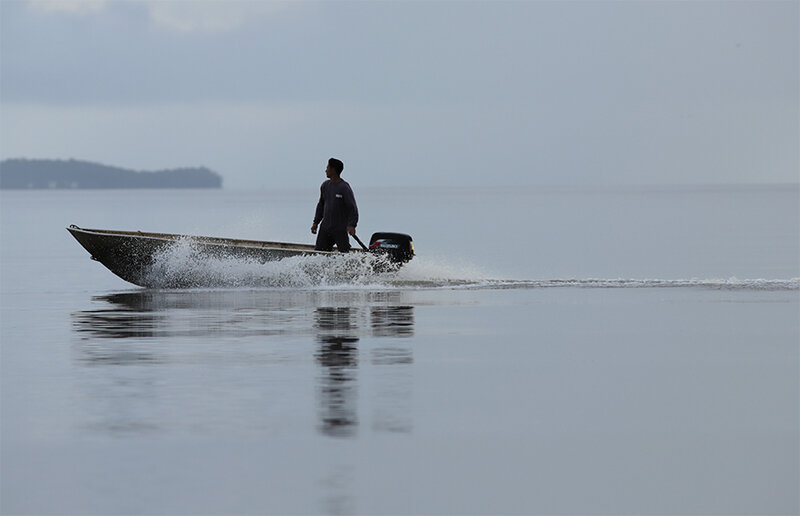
[313,184,325,225]
[344,185,358,228]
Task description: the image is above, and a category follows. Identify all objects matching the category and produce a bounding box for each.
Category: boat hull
[67,225,371,287]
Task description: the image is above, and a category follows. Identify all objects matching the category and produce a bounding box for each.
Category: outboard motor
[369,232,414,263]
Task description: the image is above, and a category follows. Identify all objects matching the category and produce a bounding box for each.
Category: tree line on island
[0,159,223,189]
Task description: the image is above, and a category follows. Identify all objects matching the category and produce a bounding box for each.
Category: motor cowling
[369,232,414,263]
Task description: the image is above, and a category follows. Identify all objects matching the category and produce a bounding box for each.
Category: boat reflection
[71,290,313,341]
[70,290,416,438]
[72,290,416,341]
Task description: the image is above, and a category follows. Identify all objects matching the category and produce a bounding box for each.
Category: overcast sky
[1,0,797,189]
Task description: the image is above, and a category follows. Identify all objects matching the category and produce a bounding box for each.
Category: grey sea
[1,185,798,515]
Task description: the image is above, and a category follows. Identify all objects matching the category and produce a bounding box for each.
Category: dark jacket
[313,179,358,231]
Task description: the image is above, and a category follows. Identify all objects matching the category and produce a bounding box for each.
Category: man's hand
[347,226,356,236]
[311,223,318,235]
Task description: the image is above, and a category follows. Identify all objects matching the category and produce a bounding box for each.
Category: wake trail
[436,278,800,291]
[143,244,799,291]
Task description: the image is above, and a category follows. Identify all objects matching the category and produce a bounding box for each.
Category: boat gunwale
[67,226,352,254]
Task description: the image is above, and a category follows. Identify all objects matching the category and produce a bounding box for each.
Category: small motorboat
[67,225,414,287]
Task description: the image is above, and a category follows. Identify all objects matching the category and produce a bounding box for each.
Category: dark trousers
[315,227,351,252]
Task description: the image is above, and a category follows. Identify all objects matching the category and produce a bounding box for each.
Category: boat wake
[141,241,799,291]
[443,277,800,291]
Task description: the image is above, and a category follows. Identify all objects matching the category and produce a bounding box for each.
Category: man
[311,158,359,252]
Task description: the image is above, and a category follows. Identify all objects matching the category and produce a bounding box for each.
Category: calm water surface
[1,186,798,515]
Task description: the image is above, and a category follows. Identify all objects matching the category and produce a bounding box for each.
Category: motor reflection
[369,306,414,434]
[371,305,414,338]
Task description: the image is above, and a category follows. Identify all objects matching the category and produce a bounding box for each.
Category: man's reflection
[315,307,360,438]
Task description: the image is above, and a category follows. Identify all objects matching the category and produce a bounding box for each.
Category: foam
[143,238,398,289]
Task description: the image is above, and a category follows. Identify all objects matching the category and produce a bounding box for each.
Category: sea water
[1,186,798,515]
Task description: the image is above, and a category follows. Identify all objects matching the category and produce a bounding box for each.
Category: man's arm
[344,185,358,232]
[312,184,325,234]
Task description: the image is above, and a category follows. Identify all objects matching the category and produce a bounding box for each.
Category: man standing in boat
[311,158,359,252]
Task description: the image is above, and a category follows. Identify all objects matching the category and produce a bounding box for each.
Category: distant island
[0,159,223,189]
